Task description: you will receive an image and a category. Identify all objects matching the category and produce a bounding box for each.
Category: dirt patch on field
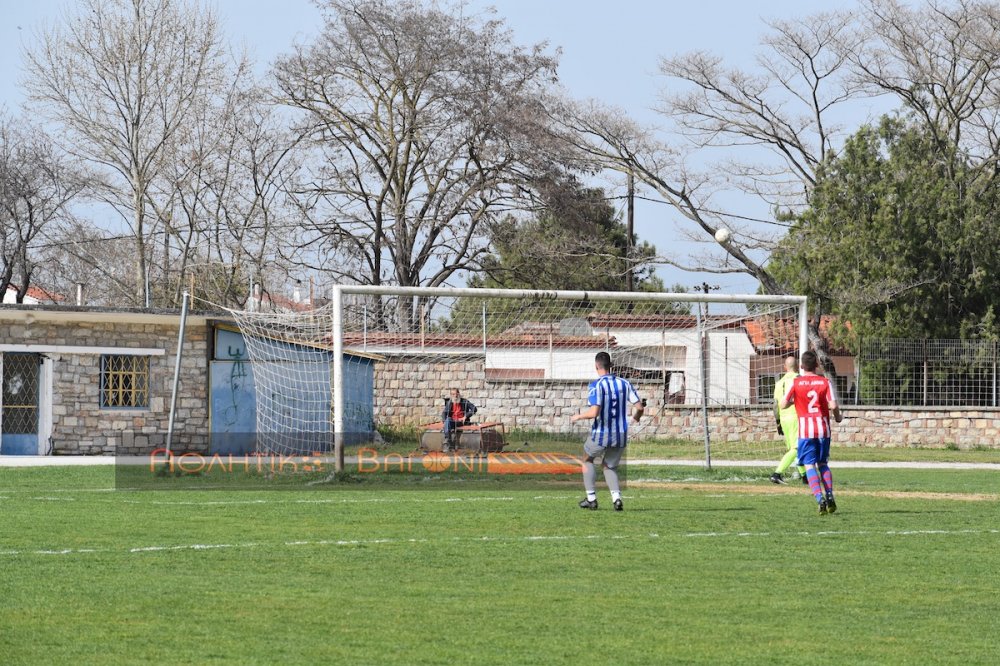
[630,481,999,502]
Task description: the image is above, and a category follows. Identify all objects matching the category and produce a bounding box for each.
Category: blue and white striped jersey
[586,374,641,448]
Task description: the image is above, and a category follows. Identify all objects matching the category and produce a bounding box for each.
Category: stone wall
[372,356,1000,448]
[375,358,486,426]
[830,407,1000,448]
[6,319,209,455]
[375,356,622,428]
[643,406,1000,448]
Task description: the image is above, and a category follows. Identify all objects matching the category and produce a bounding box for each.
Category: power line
[602,193,786,225]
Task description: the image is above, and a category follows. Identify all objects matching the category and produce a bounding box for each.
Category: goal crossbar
[337,285,807,307]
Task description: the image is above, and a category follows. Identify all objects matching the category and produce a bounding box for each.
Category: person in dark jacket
[442,388,477,451]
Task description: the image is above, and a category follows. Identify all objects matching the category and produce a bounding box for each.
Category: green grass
[1,465,998,665]
[829,445,1000,463]
[372,429,1000,464]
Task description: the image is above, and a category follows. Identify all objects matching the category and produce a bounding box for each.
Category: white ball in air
[714,228,731,243]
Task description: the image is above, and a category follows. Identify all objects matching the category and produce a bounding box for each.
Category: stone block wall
[372,356,1000,449]
[375,358,487,425]
[830,407,1000,448]
[574,406,1000,449]
[646,406,1000,449]
[6,320,209,455]
[374,356,724,432]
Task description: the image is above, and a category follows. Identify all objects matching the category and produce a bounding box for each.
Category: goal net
[227,306,337,456]
[228,287,807,466]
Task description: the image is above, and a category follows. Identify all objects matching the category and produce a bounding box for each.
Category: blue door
[1,353,40,455]
[209,328,258,455]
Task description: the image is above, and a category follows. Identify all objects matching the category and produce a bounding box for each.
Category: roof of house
[214,321,384,361]
[4,284,65,304]
[587,313,745,331]
[743,315,850,355]
[0,303,216,326]
[249,290,321,313]
[343,331,615,350]
[586,311,852,356]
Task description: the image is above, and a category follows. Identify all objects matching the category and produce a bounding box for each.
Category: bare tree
[551,99,787,293]
[852,0,1000,179]
[546,10,863,291]
[0,113,84,301]
[22,0,229,305]
[546,11,869,365]
[147,69,303,308]
[660,12,861,203]
[273,0,558,329]
[33,223,137,306]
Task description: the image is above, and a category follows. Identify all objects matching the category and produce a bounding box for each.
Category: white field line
[0,494,521,505]
[632,459,1000,470]
[2,493,663,506]
[1,528,997,558]
[0,488,117,494]
[0,488,991,506]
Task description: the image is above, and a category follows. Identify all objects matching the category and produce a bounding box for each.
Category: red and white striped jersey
[783,374,835,439]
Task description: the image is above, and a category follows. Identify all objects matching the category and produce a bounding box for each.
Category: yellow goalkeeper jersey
[773,370,799,423]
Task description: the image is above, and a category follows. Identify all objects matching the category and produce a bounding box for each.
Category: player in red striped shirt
[779,351,842,514]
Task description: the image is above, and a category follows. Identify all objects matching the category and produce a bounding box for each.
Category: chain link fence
[856,339,1000,407]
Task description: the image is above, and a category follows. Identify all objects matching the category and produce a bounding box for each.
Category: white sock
[583,461,597,502]
[610,490,621,502]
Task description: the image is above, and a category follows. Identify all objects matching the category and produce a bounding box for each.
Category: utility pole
[626,171,635,293]
[698,281,719,320]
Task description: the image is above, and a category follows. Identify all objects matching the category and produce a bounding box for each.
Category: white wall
[487,349,600,379]
[706,330,756,404]
[2,289,40,304]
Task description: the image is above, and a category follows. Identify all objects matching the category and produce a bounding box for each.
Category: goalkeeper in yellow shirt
[770,356,807,484]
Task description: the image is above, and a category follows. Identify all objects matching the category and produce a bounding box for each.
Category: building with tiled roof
[3,285,65,305]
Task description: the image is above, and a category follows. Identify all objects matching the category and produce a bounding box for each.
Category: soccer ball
[714,228,731,243]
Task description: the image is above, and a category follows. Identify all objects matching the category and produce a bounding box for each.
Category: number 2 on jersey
[807,389,819,413]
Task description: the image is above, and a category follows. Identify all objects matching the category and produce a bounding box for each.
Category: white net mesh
[228,306,337,455]
[228,289,805,462]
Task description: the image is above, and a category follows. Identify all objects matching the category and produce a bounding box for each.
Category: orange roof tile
[743,315,850,355]
[5,284,65,303]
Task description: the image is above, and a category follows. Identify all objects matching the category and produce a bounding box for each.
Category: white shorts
[584,436,625,468]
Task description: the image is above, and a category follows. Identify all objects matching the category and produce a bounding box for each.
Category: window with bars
[100,355,150,409]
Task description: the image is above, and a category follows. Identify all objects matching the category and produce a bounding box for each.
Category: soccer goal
[228,286,808,470]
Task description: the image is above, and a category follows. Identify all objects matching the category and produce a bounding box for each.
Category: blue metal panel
[209,352,257,455]
[208,326,376,453]
[342,357,375,443]
[1,434,38,455]
[214,328,248,361]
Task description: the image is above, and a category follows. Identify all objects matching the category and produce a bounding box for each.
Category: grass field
[2,463,998,665]
[377,428,1000,464]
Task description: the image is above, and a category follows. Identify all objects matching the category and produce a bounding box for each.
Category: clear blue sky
[1,0,860,295]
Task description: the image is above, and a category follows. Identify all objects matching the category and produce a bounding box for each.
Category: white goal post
[327,286,809,471]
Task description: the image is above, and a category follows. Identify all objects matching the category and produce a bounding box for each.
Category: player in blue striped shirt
[570,352,645,511]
